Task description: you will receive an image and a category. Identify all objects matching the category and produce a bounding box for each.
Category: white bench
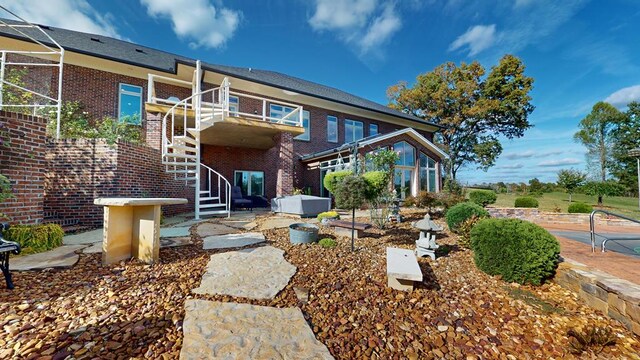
[386,247,423,291]
[94,197,188,265]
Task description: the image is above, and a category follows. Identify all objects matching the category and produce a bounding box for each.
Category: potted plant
[289,223,319,244]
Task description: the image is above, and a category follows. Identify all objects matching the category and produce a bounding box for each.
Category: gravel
[1,210,639,359]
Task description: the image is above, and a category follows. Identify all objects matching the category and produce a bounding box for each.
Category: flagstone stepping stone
[196,222,238,237]
[181,300,334,360]
[192,246,296,299]
[160,227,190,238]
[219,219,256,230]
[259,217,300,231]
[83,236,192,253]
[12,245,86,271]
[203,232,265,250]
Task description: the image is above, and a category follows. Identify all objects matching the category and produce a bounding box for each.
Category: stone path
[12,245,86,271]
[203,233,265,250]
[192,246,296,299]
[181,300,334,360]
[258,216,300,231]
[196,222,238,237]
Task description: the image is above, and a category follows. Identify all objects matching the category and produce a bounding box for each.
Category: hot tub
[271,195,331,217]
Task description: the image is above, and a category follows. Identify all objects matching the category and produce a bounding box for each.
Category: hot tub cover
[271,195,331,217]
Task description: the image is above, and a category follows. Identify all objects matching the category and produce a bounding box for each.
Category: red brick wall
[0,111,47,224]
[45,139,194,227]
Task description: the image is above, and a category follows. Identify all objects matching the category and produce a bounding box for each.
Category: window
[327,115,338,143]
[228,95,239,116]
[369,123,378,136]
[344,119,364,143]
[394,141,415,166]
[294,110,311,141]
[118,83,142,125]
[420,152,438,192]
[269,104,298,126]
[234,171,264,196]
[393,141,416,199]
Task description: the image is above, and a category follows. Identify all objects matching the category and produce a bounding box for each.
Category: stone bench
[94,197,188,265]
[328,220,372,238]
[386,247,423,291]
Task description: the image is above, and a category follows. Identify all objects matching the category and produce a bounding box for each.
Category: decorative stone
[202,233,266,250]
[294,287,310,304]
[192,246,296,299]
[160,236,192,248]
[259,217,300,231]
[159,227,190,238]
[12,245,86,271]
[196,222,238,237]
[181,300,333,359]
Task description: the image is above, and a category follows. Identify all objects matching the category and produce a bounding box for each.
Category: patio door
[394,168,413,199]
[234,171,264,196]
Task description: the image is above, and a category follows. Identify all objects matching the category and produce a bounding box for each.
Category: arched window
[394,141,415,166]
[393,141,415,199]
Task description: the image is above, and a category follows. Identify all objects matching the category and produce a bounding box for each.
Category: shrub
[514,196,539,208]
[468,190,497,207]
[435,192,465,212]
[317,211,340,221]
[445,202,489,233]
[568,202,593,214]
[333,175,367,210]
[457,215,482,249]
[362,171,387,200]
[470,218,560,285]
[403,196,416,207]
[318,238,337,248]
[323,170,352,194]
[3,224,64,255]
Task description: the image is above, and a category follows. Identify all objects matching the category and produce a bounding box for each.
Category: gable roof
[300,128,449,162]
[0,19,441,129]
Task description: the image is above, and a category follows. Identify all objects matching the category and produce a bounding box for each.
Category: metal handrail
[589,209,640,252]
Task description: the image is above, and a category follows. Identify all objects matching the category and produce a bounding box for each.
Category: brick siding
[0,111,47,224]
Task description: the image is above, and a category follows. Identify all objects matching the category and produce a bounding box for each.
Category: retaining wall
[487,207,640,227]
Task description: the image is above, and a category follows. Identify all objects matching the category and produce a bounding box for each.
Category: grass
[490,191,640,219]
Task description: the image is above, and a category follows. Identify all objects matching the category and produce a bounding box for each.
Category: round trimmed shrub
[470,218,560,285]
[568,202,593,214]
[469,190,497,207]
[445,202,489,233]
[318,238,337,248]
[514,196,539,208]
[323,170,352,194]
[362,171,387,200]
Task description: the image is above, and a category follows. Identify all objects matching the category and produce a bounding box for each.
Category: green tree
[528,178,543,194]
[1,67,34,114]
[574,102,625,181]
[610,102,640,195]
[581,180,624,206]
[557,169,587,202]
[387,54,534,181]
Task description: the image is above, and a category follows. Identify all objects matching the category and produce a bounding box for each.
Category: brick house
[0,21,447,221]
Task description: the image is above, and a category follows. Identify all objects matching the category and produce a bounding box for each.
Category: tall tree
[610,101,640,195]
[557,169,586,202]
[574,102,625,181]
[387,55,534,181]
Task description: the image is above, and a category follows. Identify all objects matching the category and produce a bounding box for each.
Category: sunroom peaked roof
[300,128,449,162]
[0,19,441,129]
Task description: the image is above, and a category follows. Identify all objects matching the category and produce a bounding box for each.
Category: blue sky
[6,0,640,184]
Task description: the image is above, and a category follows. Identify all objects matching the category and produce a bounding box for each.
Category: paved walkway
[541,223,640,285]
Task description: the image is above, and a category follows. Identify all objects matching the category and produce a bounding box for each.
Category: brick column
[144,112,162,150]
[275,132,294,197]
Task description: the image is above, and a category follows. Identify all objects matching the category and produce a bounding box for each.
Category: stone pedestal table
[94,197,188,265]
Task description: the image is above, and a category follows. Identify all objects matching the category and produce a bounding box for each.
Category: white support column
[0,51,5,110]
[56,49,64,139]
[194,60,202,220]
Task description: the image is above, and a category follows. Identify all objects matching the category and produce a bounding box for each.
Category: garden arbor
[629,147,640,209]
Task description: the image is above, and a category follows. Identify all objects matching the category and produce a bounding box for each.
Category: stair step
[163,161,197,167]
[167,145,197,153]
[200,196,220,202]
[166,169,198,174]
[199,190,209,194]
[163,153,197,159]
[174,136,198,145]
[199,203,226,209]
[199,210,229,216]
[182,177,198,181]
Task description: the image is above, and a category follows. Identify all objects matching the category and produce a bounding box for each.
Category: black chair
[231,186,253,211]
[0,223,21,289]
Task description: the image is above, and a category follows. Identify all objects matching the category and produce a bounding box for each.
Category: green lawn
[491,191,640,219]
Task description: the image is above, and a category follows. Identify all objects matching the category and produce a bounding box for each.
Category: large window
[393,141,416,199]
[118,83,142,125]
[234,171,264,196]
[345,119,364,143]
[327,115,338,143]
[294,110,310,141]
[369,123,378,137]
[420,152,438,192]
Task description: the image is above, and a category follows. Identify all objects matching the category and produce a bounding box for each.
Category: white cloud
[3,0,122,39]
[604,85,640,109]
[140,0,241,49]
[538,158,581,167]
[449,24,496,56]
[498,163,524,169]
[308,0,402,57]
[503,150,535,160]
